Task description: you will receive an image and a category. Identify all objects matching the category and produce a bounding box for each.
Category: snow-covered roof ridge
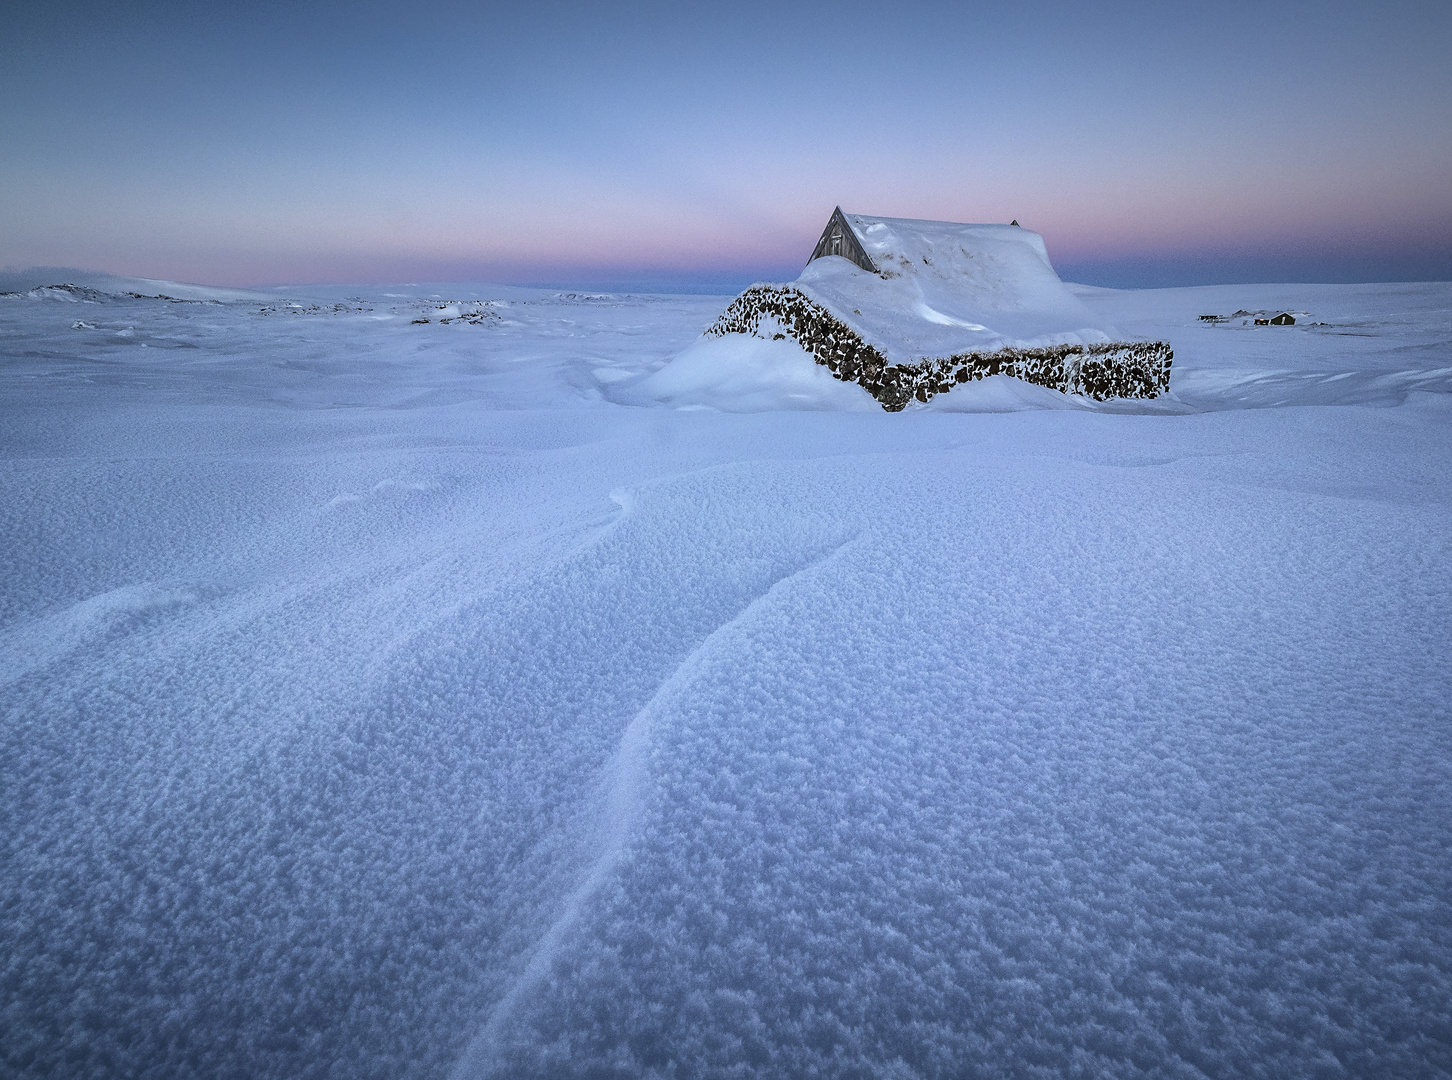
[839,210,1054,268]
[839,211,1057,273]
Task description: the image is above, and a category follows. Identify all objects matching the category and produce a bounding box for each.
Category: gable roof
[808,207,877,273]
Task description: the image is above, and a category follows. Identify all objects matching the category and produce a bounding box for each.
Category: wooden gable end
[808,207,878,274]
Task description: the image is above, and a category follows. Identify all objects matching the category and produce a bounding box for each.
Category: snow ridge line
[451,537,855,1078]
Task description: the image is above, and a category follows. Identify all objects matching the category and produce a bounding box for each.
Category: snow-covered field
[1,273,1449,1079]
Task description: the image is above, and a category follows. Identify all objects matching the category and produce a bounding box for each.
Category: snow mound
[626,334,877,412]
[918,372,1094,412]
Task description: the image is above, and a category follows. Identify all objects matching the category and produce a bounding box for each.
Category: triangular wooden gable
[808,207,878,273]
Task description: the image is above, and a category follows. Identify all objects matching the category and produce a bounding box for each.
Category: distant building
[703,207,1173,410]
[1270,312,1296,325]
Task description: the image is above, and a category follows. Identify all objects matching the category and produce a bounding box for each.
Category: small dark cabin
[1270,312,1296,325]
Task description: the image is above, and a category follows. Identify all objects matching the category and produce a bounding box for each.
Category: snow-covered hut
[704,208,1173,411]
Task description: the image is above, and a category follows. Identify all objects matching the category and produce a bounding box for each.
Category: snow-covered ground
[1,273,1449,1079]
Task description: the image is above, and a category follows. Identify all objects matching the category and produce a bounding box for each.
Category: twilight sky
[3,0,1449,289]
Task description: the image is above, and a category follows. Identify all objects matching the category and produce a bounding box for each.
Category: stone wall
[707,285,1173,412]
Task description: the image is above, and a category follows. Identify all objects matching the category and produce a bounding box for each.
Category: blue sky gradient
[3,0,1448,288]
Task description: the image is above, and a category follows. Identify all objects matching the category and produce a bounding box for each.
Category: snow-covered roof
[793,212,1114,362]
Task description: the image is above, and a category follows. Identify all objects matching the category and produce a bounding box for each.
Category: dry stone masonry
[708,285,1173,412]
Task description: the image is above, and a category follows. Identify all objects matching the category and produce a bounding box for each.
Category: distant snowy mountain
[0,267,274,303]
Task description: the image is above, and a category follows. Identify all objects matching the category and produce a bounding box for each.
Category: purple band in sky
[3,0,1449,288]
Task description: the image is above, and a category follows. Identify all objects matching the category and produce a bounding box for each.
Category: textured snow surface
[1,276,1450,1079]
[793,217,1115,361]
